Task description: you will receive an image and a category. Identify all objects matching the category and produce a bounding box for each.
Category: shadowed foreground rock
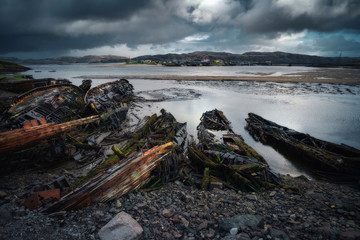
[98,211,143,240]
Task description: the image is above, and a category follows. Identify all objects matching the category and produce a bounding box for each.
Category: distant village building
[142,59,152,64]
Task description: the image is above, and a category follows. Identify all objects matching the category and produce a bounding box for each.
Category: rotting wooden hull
[0,115,99,153]
[85,79,133,112]
[190,109,280,192]
[3,84,86,130]
[245,113,360,182]
[45,142,176,212]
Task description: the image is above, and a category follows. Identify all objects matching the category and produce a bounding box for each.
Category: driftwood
[245,113,360,183]
[189,109,280,192]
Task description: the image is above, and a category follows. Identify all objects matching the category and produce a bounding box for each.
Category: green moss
[233,164,265,173]
[279,184,301,195]
[0,74,32,82]
[201,168,210,191]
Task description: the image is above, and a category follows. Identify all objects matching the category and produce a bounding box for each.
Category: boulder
[98,211,143,240]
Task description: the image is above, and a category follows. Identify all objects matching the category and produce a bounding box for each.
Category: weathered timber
[79,79,92,93]
[75,109,187,187]
[0,115,99,153]
[45,142,176,212]
[245,113,360,182]
[199,109,230,130]
[189,109,280,192]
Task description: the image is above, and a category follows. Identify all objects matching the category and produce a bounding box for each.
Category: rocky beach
[0,62,359,240]
[1,174,359,240]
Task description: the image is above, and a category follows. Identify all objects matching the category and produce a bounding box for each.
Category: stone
[162,208,174,218]
[218,214,264,231]
[230,228,238,235]
[197,220,209,230]
[269,228,289,240]
[340,231,360,240]
[98,211,143,240]
[210,182,224,190]
[0,203,12,225]
[237,233,251,240]
[0,191,7,199]
[246,194,258,201]
[269,191,276,197]
[181,216,190,228]
[115,200,122,208]
[222,232,251,240]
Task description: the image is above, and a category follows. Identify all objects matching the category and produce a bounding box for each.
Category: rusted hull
[46,142,176,212]
[0,115,99,153]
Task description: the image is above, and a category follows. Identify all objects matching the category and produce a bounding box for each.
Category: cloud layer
[1,0,360,58]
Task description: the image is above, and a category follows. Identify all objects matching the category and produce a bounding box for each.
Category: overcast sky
[1,0,360,59]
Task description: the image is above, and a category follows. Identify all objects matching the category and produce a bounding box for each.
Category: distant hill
[133,51,360,65]
[0,55,130,65]
[0,61,30,73]
[1,51,359,66]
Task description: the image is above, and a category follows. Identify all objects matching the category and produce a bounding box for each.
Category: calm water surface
[24,64,360,178]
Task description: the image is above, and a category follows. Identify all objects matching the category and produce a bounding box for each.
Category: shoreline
[75,72,360,85]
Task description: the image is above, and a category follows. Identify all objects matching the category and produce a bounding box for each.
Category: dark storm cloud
[0,0,360,56]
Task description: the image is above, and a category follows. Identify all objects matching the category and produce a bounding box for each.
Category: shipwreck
[245,113,360,183]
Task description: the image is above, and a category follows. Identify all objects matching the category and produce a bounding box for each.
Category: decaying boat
[245,113,360,183]
[188,109,280,192]
[85,78,133,112]
[1,84,85,132]
[0,79,134,173]
[45,109,187,212]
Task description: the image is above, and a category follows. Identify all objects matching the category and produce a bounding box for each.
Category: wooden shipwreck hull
[85,79,133,112]
[245,113,360,182]
[45,109,187,212]
[46,142,176,212]
[0,115,99,153]
[189,109,280,192]
[1,84,86,132]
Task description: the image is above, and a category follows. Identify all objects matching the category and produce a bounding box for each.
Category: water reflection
[147,83,360,178]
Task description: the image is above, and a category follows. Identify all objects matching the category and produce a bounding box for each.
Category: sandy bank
[76,69,360,85]
[92,63,161,68]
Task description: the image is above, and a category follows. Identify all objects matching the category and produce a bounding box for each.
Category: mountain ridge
[1,51,359,65]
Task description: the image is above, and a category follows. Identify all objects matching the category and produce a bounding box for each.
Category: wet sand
[77,68,360,85]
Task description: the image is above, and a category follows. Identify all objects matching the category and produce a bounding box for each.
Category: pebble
[115,200,122,208]
[230,227,238,235]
